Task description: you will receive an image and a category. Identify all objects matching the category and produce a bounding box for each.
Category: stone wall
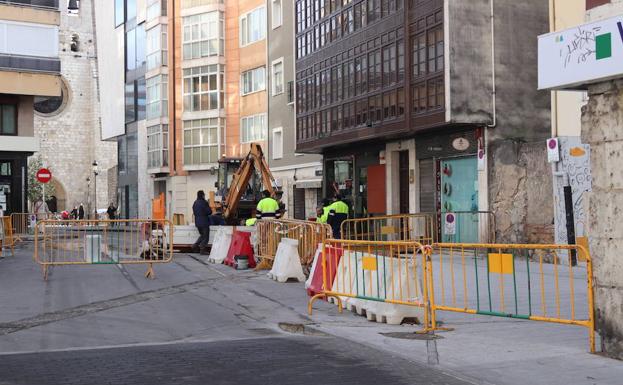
[582,79,623,359]
[489,139,554,244]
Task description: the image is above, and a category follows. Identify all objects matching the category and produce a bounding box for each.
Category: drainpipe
[487,0,497,129]
[553,171,577,266]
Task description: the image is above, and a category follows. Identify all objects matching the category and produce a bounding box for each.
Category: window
[428,26,444,73]
[182,0,224,7]
[272,0,282,29]
[272,59,284,95]
[183,118,223,165]
[241,114,267,143]
[146,75,168,120]
[240,6,266,46]
[125,82,136,123]
[115,0,124,26]
[272,127,283,159]
[287,80,294,104]
[147,0,167,21]
[147,24,167,70]
[126,0,137,21]
[0,162,11,176]
[241,67,266,95]
[137,77,146,120]
[183,12,224,60]
[412,33,426,77]
[0,104,16,135]
[126,28,136,71]
[183,65,225,112]
[147,124,169,169]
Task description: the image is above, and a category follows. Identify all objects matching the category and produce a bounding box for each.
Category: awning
[294,179,322,189]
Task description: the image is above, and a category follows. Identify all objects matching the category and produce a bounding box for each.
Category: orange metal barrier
[1,216,15,257]
[34,219,174,280]
[427,243,595,352]
[256,219,331,269]
[308,238,596,352]
[308,239,430,327]
[341,213,435,244]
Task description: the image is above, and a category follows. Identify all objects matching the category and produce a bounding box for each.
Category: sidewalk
[0,244,621,385]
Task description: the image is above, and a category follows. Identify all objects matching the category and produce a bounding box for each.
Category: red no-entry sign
[36,168,52,184]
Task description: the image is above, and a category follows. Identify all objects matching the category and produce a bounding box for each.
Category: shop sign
[538,14,623,90]
[452,137,470,151]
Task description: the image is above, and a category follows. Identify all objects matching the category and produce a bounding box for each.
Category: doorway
[398,151,409,214]
[440,156,478,242]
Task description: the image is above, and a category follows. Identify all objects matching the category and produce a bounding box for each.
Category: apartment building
[0,0,62,214]
[295,0,552,243]
[267,0,322,220]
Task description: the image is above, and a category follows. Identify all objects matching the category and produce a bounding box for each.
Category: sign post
[36,168,52,205]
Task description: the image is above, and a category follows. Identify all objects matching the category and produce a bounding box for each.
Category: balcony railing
[0,0,59,10]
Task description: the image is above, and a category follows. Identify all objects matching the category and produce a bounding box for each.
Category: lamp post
[86,177,91,217]
[92,161,98,218]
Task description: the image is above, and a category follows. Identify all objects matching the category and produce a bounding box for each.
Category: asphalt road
[0,336,471,385]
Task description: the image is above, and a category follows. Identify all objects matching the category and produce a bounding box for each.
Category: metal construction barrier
[308,239,430,327]
[341,213,435,244]
[256,219,331,269]
[308,239,596,352]
[34,219,174,280]
[10,212,54,242]
[427,243,595,352]
[438,211,496,244]
[1,216,15,257]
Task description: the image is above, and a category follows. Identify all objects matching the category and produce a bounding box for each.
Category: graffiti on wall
[553,137,592,245]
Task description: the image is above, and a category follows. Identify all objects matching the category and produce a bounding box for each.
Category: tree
[27,156,56,204]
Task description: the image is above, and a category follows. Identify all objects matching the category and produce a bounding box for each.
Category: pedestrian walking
[107,203,117,220]
[33,197,49,221]
[192,190,212,254]
[70,206,78,220]
[78,204,85,220]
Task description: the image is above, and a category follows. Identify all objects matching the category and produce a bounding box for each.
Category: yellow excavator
[209,143,280,224]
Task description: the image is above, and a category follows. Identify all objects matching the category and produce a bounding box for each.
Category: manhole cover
[380,332,443,340]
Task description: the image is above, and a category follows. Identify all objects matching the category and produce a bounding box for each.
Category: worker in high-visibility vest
[327,194,349,239]
[317,198,331,224]
[256,190,281,219]
[245,218,257,226]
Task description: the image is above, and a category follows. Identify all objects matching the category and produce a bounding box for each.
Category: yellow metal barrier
[341,213,435,244]
[10,212,54,242]
[1,216,15,257]
[34,219,174,280]
[308,239,431,329]
[426,243,595,353]
[256,219,331,269]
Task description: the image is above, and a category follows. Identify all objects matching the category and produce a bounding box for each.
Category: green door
[440,157,478,243]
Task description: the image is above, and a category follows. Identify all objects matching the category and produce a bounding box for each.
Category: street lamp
[86,177,91,216]
[92,161,98,218]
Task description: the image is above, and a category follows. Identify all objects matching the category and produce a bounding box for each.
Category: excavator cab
[213,157,262,223]
[210,143,280,225]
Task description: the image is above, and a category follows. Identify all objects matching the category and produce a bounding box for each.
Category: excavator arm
[222,143,277,221]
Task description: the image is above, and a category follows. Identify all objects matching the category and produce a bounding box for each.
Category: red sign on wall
[36,168,52,184]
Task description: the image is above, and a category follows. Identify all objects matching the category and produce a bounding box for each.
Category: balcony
[0,19,60,73]
[0,0,59,9]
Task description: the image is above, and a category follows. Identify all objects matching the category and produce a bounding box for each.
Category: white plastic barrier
[208,226,234,264]
[330,250,424,325]
[268,238,305,283]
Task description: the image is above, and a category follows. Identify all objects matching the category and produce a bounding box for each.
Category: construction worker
[245,218,257,226]
[256,190,281,220]
[327,194,349,239]
[317,198,331,224]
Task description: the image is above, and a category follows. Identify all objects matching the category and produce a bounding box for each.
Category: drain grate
[380,332,443,340]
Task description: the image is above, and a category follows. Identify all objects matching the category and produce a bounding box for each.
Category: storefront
[0,153,28,215]
[416,128,482,242]
[323,144,385,218]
